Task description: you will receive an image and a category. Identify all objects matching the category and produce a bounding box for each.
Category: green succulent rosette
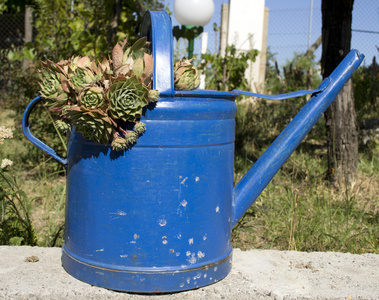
[66,106,114,144]
[126,131,138,144]
[108,77,148,122]
[174,57,200,91]
[78,86,105,109]
[111,136,128,151]
[134,122,146,135]
[55,120,71,134]
[69,67,97,92]
[39,68,68,107]
[148,89,159,102]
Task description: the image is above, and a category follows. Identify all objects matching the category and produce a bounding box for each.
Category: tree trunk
[107,0,122,46]
[321,0,358,186]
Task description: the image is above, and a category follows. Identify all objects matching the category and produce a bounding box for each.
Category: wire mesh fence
[176,1,378,68]
[267,4,379,68]
[0,2,378,68]
[0,13,24,49]
[267,7,322,68]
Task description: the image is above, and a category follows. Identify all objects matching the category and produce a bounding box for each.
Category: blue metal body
[22,10,364,293]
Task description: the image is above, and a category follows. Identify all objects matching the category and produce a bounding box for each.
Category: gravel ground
[0,246,378,300]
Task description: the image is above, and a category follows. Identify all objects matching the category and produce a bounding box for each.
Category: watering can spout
[231,49,364,227]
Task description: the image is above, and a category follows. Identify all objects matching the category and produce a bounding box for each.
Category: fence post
[22,6,33,69]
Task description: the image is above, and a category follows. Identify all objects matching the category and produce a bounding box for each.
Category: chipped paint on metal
[215,205,220,213]
[188,238,194,245]
[186,251,191,257]
[120,254,128,258]
[197,251,205,259]
[187,254,197,264]
[109,210,127,220]
[162,240,168,245]
[203,234,207,241]
[195,176,200,182]
[180,199,187,207]
[158,218,167,226]
[181,177,188,184]
[95,248,104,252]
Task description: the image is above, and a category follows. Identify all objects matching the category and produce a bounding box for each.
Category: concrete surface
[0,246,378,300]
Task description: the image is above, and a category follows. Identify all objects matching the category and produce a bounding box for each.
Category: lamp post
[173,0,215,59]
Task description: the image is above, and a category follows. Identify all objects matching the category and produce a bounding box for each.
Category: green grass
[1,106,66,246]
[232,102,379,253]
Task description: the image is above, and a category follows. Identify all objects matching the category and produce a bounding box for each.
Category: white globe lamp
[172,0,215,59]
[174,0,215,26]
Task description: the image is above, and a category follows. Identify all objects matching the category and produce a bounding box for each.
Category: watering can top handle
[232,79,331,100]
[141,10,331,100]
[141,10,175,96]
[22,96,68,166]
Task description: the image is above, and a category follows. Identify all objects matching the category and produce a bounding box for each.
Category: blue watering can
[22,11,364,293]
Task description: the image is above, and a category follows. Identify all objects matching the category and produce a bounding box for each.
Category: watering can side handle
[22,96,68,166]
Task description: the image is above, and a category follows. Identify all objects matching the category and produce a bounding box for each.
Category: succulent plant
[174,57,200,90]
[66,106,114,145]
[78,86,105,109]
[111,136,128,151]
[113,37,154,85]
[55,120,71,134]
[134,122,146,135]
[126,131,138,145]
[108,77,148,122]
[39,35,201,151]
[69,67,97,92]
[148,89,159,102]
[38,68,68,107]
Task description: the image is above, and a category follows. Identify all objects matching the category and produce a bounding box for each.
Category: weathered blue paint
[22,10,364,293]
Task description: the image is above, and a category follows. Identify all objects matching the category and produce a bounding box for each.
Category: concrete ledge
[0,246,378,299]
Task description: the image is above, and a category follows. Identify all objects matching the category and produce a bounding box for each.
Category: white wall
[228,0,265,52]
[227,0,267,92]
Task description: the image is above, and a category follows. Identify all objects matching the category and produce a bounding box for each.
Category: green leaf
[133,57,144,78]
[130,37,147,54]
[0,172,15,187]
